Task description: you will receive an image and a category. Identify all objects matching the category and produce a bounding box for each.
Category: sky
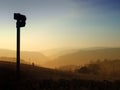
[0,0,120,51]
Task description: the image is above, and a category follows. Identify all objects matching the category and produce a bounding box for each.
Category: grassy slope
[0,60,119,82]
[0,61,120,90]
[0,61,80,81]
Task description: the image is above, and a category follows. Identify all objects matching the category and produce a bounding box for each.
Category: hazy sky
[0,0,120,51]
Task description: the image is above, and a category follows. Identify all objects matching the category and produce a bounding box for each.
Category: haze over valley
[0,0,120,89]
[0,47,120,68]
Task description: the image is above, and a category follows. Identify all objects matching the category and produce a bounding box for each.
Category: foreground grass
[0,61,120,90]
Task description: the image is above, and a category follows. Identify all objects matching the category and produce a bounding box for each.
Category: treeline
[76,59,120,77]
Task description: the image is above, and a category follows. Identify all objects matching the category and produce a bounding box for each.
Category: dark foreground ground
[0,61,120,90]
[1,79,120,90]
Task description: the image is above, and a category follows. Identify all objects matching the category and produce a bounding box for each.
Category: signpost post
[14,13,26,80]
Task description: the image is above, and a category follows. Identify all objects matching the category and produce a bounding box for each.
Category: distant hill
[0,49,49,66]
[42,48,79,60]
[44,48,120,68]
[0,57,26,63]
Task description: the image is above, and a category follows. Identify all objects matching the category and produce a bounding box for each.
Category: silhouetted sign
[14,13,26,80]
[14,13,26,27]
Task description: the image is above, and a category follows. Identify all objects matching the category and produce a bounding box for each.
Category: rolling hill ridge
[44,48,120,68]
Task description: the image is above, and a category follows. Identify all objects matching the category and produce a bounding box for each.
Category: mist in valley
[0,0,120,89]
